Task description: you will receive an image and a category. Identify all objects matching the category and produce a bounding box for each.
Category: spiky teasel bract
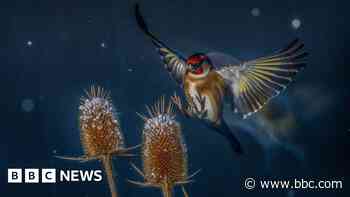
[129,96,200,197]
[142,97,187,185]
[55,85,140,197]
[79,86,124,156]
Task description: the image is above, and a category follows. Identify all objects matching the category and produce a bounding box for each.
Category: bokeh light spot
[27,40,32,46]
[21,99,35,112]
[251,8,261,17]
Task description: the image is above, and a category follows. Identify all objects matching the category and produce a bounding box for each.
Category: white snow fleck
[291,18,301,29]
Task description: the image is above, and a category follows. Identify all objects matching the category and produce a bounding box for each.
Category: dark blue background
[1,0,349,196]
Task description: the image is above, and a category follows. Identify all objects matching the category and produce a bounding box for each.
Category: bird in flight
[134,4,308,155]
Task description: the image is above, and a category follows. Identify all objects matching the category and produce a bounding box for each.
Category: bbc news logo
[8,168,102,183]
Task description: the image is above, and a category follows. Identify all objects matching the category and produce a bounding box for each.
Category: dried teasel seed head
[140,96,188,185]
[79,86,124,157]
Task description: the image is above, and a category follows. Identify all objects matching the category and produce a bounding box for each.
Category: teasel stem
[161,179,173,197]
[102,155,118,197]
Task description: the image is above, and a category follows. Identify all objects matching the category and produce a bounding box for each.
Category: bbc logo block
[42,169,56,183]
[25,169,39,183]
[8,168,56,183]
[8,169,22,183]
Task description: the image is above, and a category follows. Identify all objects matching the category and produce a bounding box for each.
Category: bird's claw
[171,92,191,117]
[171,93,183,111]
[192,93,208,119]
[171,92,207,119]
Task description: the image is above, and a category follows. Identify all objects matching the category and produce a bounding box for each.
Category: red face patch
[186,54,207,65]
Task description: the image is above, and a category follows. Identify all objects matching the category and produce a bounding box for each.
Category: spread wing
[217,39,308,119]
[135,4,188,85]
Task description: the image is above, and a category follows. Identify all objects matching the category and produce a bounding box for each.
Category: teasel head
[55,85,140,197]
[129,96,200,197]
[79,85,124,156]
